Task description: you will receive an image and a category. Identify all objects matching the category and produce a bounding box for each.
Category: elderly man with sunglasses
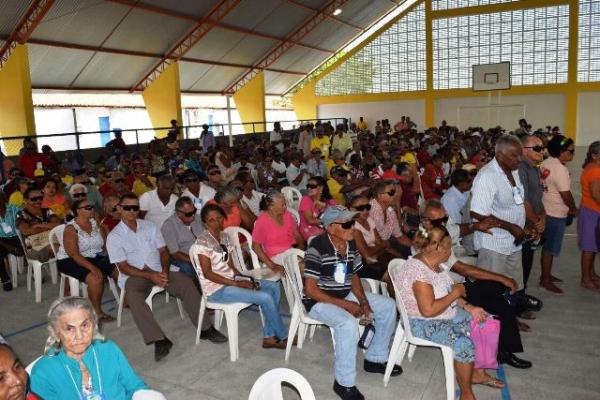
[304,206,400,400]
[107,193,224,362]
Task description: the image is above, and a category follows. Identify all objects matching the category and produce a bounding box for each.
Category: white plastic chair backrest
[281,187,302,210]
[248,368,316,400]
[388,258,413,340]
[287,208,300,226]
[48,224,66,257]
[224,226,261,272]
[282,249,306,315]
[132,389,167,400]
[189,247,210,301]
[25,356,41,374]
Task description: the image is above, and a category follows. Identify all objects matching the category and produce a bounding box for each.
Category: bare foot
[550,275,563,283]
[540,281,564,294]
[581,281,600,291]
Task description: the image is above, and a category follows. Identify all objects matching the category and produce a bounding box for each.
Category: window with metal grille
[433,5,569,89]
[578,0,600,82]
[315,3,426,96]
[431,0,517,11]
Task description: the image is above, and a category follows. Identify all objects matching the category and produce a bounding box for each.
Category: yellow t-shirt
[8,191,24,206]
[327,178,346,206]
[310,136,331,159]
[398,152,417,165]
[132,176,157,197]
[61,175,74,186]
[357,121,367,130]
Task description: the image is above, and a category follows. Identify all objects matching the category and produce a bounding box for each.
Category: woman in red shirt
[421,153,446,200]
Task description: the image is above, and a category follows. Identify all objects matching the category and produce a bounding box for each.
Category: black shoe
[154,338,173,362]
[200,326,228,343]
[333,380,364,400]
[364,359,403,376]
[497,352,532,369]
[2,281,13,292]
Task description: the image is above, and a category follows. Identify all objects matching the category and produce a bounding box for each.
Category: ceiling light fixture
[333,8,342,16]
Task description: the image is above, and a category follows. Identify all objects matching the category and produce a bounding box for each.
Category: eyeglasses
[121,205,140,212]
[334,220,356,229]
[184,178,199,183]
[306,183,319,189]
[524,145,545,153]
[114,178,125,183]
[423,215,448,227]
[28,196,43,202]
[179,209,196,217]
[78,205,94,211]
[354,204,371,212]
[72,192,87,198]
[385,190,396,197]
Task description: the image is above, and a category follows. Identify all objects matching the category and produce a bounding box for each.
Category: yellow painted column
[233,71,266,133]
[291,80,317,122]
[142,62,183,138]
[0,44,36,156]
[424,0,435,128]
[564,0,578,142]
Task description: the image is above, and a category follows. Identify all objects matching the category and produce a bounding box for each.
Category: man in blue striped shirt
[304,206,400,400]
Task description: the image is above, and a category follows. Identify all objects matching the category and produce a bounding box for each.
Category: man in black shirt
[304,206,401,400]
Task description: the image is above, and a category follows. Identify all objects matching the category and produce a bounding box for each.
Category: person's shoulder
[31,352,61,373]
[93,338,120,353]
[161,214,178,230]
[308,233,329,251]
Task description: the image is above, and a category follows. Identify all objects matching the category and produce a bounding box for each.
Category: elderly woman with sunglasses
[30,297,166,400]
[57,199,117,322]
[192,204,289,349]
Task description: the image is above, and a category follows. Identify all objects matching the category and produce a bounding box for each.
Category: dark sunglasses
[78,205,94,211]
[306,183,320,189]
[111,207,117,212]
[81,181,92,185]
[354,204,371,212]
[72,192,87,198]
[385,190,396,197]
[424,215,449,227]
[28,196,43,202]
[334,220,356,229]
[114,178,125,183]
[121,205,140,212]
[524,145,544,153]
[179,209,196,217]
[184,178,199,183]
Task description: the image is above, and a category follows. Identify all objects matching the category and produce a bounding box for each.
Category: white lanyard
[327,234,349,264]
[63,348,103,399]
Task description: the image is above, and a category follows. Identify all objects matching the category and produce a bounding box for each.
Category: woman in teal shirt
[30,297,165,400]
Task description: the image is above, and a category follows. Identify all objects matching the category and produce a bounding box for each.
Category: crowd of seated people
[0,117,598,400]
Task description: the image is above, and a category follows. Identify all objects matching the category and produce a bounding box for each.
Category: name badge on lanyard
[334,261,347,284]
[435,175,442,186]
[83,393,107,400]
[512,186,524,205]
[0,222,12,234]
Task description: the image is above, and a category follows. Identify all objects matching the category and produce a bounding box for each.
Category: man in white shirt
[107,193,225,362]
[180,170,215,214]
[139,174,178,228]
[441,169,472,224]
[345,142,362,164]
[270,122,284,152]
[286,153,309,192]
[271,151,288,185]
[235,172,264,217]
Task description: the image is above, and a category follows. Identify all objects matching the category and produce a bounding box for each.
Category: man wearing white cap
[303,205,401,400]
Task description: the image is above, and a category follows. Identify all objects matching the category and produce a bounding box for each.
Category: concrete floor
[2,149,599,400]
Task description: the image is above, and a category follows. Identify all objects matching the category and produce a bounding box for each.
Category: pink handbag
[469,317,501,369]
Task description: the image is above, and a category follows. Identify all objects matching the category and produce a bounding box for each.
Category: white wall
[318,99,426,129]
[577,92,600,146]
[435,94,565,133]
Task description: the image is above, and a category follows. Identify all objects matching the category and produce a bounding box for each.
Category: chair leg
[26,263,32,292]
[33,264,42,303]
[108,279,120,305]
[117,289,126,327]
[224,309,240,362]
[297,323,307,349]
[384,331,406,387]
[407,344,417,361]
[8,255,18,288]
[49,261,58,284]
[441,347,456,400]
[397,340,410,367]
[196,300,207,345]
[309,324,317,341]
[280,276,294,312]
[177,299,185,319]
[258,307,265,328]
[17,256,24,274]
[214,310,224,330]
[69,277,80,297]
[285,308,301,362]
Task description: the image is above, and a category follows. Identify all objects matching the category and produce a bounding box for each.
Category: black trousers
[521,241,535,289]
[465,279,524,354]
[0,236,23,282]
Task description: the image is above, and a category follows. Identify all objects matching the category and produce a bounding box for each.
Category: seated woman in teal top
[30,297,166,400]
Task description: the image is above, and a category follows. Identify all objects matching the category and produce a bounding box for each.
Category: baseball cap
[321,205,358,228]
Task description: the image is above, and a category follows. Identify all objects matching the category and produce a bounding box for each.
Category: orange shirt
[206,200,241,228]
[580,164,600,213]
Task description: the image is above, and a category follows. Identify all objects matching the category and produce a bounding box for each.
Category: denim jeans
[208,279,288,339]
[308,292,396,387]
[171,259,197,278]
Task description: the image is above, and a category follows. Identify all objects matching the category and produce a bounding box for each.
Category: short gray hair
[68,183,88,196]
[495,134,522,154]
[45,297,104,355]
[214,186,240,204]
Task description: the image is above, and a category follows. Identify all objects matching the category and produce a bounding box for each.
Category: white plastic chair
[16,229,58,303]
[49,224,83,299]
[281,187,302,210]
[282,249,334,362]
[287,208,300,226]
[132,390,167,400]
[25,356,41,374]
[189,247,254,362]
[384,259,455,400]
[224,226,292,312]
[248,368,316,400]
[360,278,381,294]
[7,253,24,288]
[116,266,185,328]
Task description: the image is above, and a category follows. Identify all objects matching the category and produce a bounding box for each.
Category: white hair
[68,183,88,196]
[495,134,522,154]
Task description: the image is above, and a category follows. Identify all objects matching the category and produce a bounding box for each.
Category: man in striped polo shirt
[303,206,401,400]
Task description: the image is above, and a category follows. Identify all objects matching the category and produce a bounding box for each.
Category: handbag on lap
[469,317,500,369]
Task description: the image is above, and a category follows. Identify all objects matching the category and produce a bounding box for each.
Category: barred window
[578,0,600,82]
[315,3,426,96]
[432,0,517,11]
[433,6,569,89]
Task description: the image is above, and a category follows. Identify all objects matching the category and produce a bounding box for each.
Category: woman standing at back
[578,141,600,290]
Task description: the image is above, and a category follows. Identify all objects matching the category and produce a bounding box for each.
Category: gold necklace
[421,253,441,273]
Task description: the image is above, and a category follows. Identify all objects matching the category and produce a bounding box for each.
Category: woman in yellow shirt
[8,177,29,206]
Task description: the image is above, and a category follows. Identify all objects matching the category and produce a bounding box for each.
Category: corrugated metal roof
[9,0,403,94]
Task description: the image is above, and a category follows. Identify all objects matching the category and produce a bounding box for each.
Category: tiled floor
[2,149,599,400]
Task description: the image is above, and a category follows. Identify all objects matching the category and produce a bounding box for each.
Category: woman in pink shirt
[298,177,337,241]
[252,191,305,272]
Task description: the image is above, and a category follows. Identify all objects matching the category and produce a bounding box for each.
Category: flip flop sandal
[475,377,505,389]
